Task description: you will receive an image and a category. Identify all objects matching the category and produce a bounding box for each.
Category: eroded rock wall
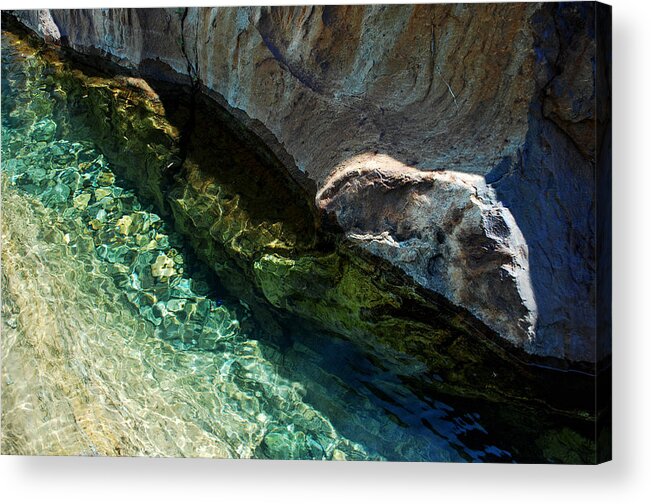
[10,4,606,363]
[13,5,536,178]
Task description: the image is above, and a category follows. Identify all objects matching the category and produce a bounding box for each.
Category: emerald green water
[1,27,591,462]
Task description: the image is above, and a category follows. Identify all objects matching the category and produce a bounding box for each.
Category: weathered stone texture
[11,3,601,363]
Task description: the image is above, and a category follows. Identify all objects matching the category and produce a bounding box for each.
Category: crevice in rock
[174,7,200,175]
[255,9,324,95]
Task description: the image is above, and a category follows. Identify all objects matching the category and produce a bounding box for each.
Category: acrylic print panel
[0,3,611,463]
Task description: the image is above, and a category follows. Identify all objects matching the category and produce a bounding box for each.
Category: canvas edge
[595,0,612,465]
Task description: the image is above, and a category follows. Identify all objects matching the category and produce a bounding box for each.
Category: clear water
[1,28,521,461]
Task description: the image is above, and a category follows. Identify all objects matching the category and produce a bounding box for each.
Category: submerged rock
[151,253,175,280]
[94,187,111,201]
[97,171,115,186]
[116,214,132,235]
[30,118,56,142]
[28,167,47,183]
[72,192,91,210]
[42,182,70,205]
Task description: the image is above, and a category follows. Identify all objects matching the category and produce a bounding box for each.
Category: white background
[1,0,649,502]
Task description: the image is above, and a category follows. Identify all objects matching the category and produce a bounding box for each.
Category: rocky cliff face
[10,3,608,364]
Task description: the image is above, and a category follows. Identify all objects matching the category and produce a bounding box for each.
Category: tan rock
[72,192,91,210]
[151,254,175,280]
[94,187,111,201]
[116,215,132,235]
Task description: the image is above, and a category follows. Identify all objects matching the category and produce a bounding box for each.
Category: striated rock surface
[10,3,608,364]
